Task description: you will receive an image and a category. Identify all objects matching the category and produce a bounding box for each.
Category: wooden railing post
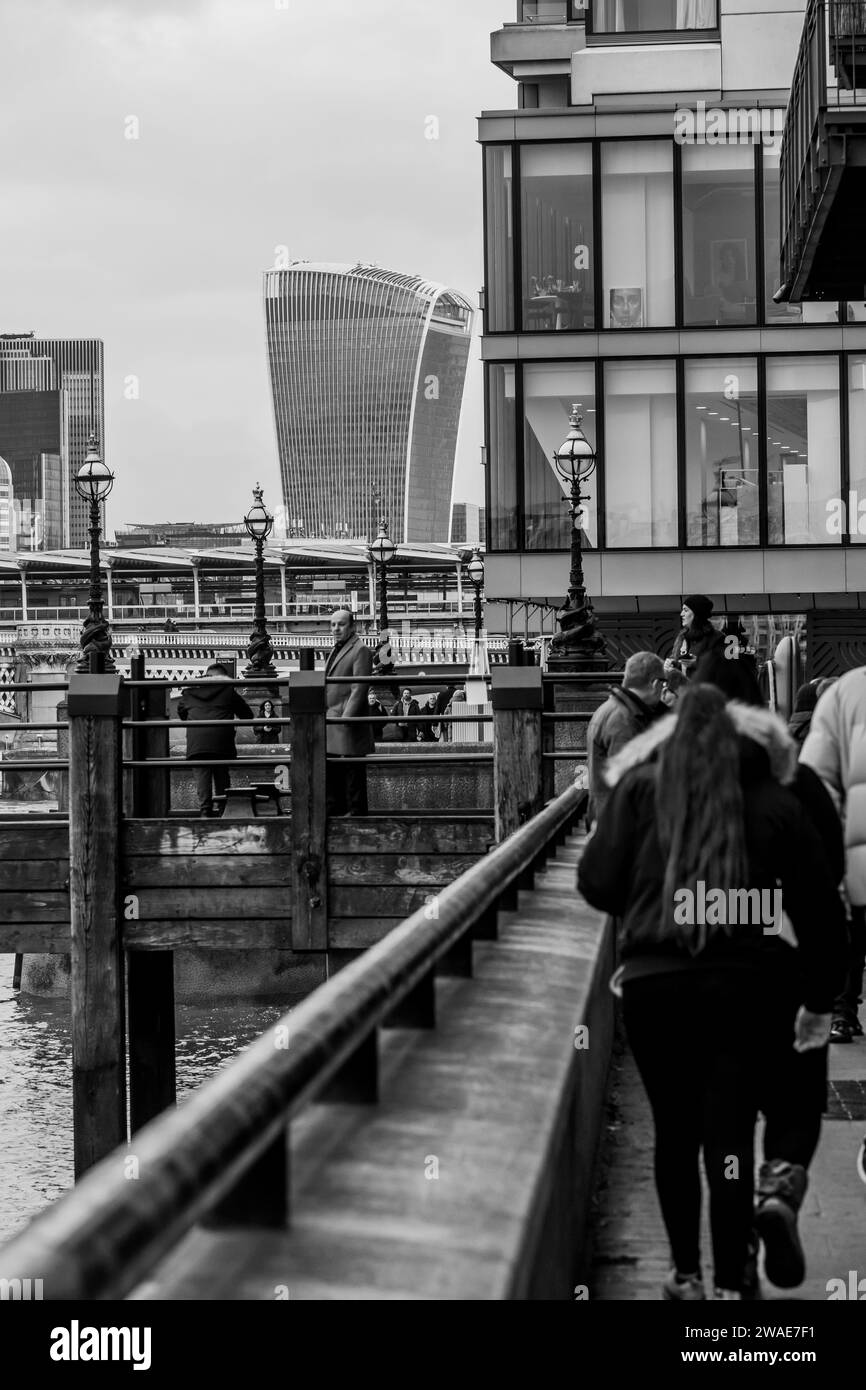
[289,670,328,951]
[125,653,176,1134]
[492,666,544,843]
[67,672,126,1178]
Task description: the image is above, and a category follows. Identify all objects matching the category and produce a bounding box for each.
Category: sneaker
[830,1017,856,1044]
[755,1160,807,1288]
[662,1269,705,1301]
[713,1288,743,1300]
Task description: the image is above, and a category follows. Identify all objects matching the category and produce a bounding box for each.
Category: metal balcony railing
[781,1,866,297]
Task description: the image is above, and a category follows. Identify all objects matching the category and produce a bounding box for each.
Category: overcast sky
[1,0,514,533]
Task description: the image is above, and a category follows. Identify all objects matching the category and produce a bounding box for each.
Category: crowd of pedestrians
[579,593,862,1300]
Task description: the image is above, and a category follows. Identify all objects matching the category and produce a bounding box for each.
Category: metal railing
[780,0,866,292]
[0,599,469,625]
[0,781,586,1299]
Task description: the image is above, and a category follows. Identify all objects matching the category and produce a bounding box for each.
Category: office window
[521,145,594,332]
[485,147,514,332]
[766,356,840,545]
[763,140,802,324]
[685,358,759,546]
[604,360,677,547]
[524,363,597,550]
[682,145,757,327]
[848,356,866,542]
[602,142,675,328]
[487,365,518,549]
[592,1,716,32]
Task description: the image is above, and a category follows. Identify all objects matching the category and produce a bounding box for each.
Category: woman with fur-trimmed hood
[577,684,846,1301]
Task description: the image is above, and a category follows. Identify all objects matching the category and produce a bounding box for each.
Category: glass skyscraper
[264,263,474,543]
[0,335,104,548]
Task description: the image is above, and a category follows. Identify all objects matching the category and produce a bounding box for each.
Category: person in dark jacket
[395,688,421,742]
[586,651,666,823]
[178,664,254,816]
[788,678,837,747]
[366,690,389,742]
[692,644,765,707]
[254,699,281,744]
[578,684,847,1301]
[664,595,725,690]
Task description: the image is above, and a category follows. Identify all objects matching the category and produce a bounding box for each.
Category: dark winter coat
[667,623,725,687]
[577,703,847,1014]
[586,685,665,821]
[178,681,254,760]
[325,633,374,757]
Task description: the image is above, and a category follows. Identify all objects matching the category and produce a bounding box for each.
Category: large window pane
[685,358,759,546]
[593,1,716,32]
[485,147,514,332]
[524,363,597,550]
[848,356,866,542]
[521,145,594,331]
[601,142,675,328]
[487,365,518,549]
[763,139,802,324]
[604,360,677,547]
[766,356,840,545]
[682,145,756,327]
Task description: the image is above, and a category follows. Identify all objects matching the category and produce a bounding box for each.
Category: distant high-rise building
[264,263,473,544]
[0,390,68,549]
[0,457,13,552]
[0,335,104,548]
[451,501,486,546]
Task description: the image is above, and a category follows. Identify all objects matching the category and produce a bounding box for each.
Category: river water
[0,954,301,1246]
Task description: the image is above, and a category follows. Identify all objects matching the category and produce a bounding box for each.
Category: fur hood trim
[603,700,798,789]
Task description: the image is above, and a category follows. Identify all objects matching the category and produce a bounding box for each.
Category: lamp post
[74,430,115,674]
[243,482,277,677]
[466,547,485,641]
[547,405,609,672]
[368,516,397,636]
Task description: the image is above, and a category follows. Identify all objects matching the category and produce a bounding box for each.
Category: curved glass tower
[264,263,473,543]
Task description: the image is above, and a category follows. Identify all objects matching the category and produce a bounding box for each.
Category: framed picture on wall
[609,287,644,329]
[710,239,749,290]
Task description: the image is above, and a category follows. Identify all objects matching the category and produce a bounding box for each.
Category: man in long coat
[178,663,253,816]
[325,609,374,815]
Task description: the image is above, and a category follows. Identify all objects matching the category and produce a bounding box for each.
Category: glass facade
[602,142,675,328]
[521,145,594,331]
[591,0,717,32]
[488,364,519,551]
[766,356,840,545]
[485,147,514,333]
[682,145,756,327]
[763,141,803,325]
[685,358,759,546]
[605,360,677,546]
[524,362,597,549]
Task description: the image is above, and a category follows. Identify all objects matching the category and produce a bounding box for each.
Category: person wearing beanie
[664,596,725,689]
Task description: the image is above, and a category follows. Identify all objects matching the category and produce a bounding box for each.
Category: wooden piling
[67,672,126,1178]
[491,667,544,842]
[289,670,328,951]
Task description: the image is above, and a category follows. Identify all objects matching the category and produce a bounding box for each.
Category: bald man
[325,608,374,815]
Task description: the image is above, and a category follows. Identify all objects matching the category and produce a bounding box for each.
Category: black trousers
[193,764,229,814]
[622,968,761,1291]
[326,760,368,816]
[835,904,866,1023]
[758,948,827,1170]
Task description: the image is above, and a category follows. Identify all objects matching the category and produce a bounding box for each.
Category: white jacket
[800,667,866,904]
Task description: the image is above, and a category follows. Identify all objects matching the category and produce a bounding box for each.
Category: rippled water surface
[0,954,299,1245]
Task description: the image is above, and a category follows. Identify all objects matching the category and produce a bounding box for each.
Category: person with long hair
[577,685,846,1300]
[254,699,281,744]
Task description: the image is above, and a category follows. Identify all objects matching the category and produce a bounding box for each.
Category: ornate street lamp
[368,516,397,636]
[547,405,609,671]
[466,547,485,641]
[243,482,276,677]
[74,430,115,673]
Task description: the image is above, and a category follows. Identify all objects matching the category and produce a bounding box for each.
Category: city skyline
[1,0,513,535]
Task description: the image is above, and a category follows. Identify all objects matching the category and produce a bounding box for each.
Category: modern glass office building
[0,336,104,549]
[264,263,474,545]
[481,2,866,667]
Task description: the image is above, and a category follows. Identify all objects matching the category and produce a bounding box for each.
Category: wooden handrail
[0,782,586,1300]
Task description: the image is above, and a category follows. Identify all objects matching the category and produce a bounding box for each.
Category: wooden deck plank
[0,923,70,952]
[0,860,70,890]
[124,920,293,949]
[0,825,69,860]
[328,855,481,886]
[327,819,494,855]
[133,887,290,920]
[0,890,70,921]
[123,821,290,855]
[124,856,291,888]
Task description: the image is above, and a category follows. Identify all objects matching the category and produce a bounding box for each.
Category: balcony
[780,0,866,301]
